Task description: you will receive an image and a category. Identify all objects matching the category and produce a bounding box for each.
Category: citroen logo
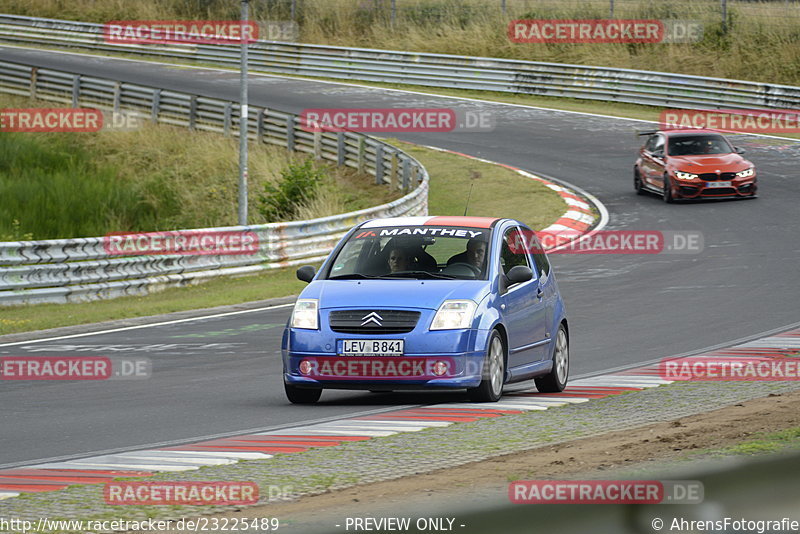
[361,312,383,327]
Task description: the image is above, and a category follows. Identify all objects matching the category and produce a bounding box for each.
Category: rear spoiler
[636,130,658,136]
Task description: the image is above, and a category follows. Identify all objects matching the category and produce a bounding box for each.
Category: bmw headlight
[291,299,319,329]
[431,300,477,330]
[736,167,755,178]
[674,171,698,180]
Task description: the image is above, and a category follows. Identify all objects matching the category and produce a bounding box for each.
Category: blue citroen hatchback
[282,216,569,403]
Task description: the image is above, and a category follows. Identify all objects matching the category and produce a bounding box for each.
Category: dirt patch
[208,388,800,524]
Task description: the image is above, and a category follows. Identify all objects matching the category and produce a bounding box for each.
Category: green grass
[0,142,567,335]
[4,0,800,85]
[710,427,800,457]
[0,94,400,240]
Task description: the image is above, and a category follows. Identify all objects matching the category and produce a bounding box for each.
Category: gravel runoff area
[1,379,799,533]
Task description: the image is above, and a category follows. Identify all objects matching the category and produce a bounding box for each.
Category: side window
[527,232,551,277]
[652,135,665,155]
[644,135,658,152]
[500,227,531,277]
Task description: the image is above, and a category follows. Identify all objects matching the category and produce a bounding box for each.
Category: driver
[447,238,487,272]
[387,246,412,273]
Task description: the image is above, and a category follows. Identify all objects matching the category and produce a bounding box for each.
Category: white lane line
[437,403,547,411]
[312,423,427,432]
[113,453,237,466]
[153,450,272,460]
[29,461,195,472]
[328,419,452,427]
[271,429,397,437]
[0,303,294,347]
[501,397,590,404]
[64,454,218,467]
[0,492,21,500]
[739,339,800,348]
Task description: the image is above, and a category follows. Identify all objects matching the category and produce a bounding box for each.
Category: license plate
[706,181,732,188]
[340,339,404,356]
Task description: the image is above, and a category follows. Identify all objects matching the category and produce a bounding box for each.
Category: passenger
[447,238,487,272]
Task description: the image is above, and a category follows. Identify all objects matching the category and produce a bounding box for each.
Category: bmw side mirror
[507,265,533,284]
[734,146,745,154]
[296,265,316,283]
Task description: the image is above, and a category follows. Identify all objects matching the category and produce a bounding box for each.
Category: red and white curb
[419,145,603,247]
[1,327,798,502]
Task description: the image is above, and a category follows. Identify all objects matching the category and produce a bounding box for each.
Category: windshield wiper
[327,273,383,280]
[380,271,459,280]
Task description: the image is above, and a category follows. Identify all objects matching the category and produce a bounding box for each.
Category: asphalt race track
[1,46,798,468]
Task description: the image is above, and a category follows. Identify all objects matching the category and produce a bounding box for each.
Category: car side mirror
[296,265,316,283]
[507,265,533,285]
[652,149,665,158]
[734,146,745,154]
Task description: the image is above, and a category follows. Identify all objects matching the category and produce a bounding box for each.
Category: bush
[258,158,328,222]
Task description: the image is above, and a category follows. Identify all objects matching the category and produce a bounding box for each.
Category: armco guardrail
[1,14,800,109]
[0,60,429,306]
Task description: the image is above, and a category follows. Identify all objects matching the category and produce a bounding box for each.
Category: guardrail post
[358,137,366,173]
[287,116,296,151]
[411,164,419,186]
[337,132,346,166]
[29,67,37,99]
[111,82,121,112]
[189,95,197,131]
[313,129,322,159]
[390,151,399,190]
[151,89,161,123]
[257,108,266,143]
[71,75,81,107]
[223,103,232,136]
[375,145,384,185]
[402,158,410,192]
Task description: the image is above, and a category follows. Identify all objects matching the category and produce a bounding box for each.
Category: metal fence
[0,60,429,306]
[1,14,799,110]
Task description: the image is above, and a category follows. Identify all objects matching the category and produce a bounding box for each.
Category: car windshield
[324,225,491,280]
[668,134,732,156]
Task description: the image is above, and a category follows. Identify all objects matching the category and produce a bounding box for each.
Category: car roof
[660,129,727,137]
[360,216,503,229]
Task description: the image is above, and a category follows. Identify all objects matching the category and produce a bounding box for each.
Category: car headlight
[430,300,477,330]
[736,167,755,178]
[674,171,698,180]
[291,299,319,330]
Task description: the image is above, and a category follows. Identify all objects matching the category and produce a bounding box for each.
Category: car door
[498,225,547,368]
[641,134,666,187]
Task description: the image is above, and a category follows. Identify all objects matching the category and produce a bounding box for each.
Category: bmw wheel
[634,167,645,195]
[535,324,569,393]
[662,174,674,204]
[468,330,505,402]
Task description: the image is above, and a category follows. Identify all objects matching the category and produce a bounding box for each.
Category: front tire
[468,330,505,402]
[662,174,674,204]
[285,382,322,404]
[535,324,569,393]
[634,167,645,195]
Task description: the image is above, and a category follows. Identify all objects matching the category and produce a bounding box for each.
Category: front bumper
[282,325,491,389]
[673,176,757,199]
